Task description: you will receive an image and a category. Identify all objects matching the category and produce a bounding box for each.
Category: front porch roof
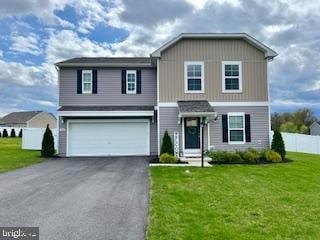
[177,101,216,117]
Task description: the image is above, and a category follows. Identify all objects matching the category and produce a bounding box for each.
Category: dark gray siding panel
[150,121,158,155]
[59,68,157,106]
[209,106,269,150]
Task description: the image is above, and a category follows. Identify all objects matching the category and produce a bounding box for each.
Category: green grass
[148,152,320,240]
[0,138,44,173]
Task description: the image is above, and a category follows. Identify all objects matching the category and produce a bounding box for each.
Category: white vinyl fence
[0,127,22,136]
[271,132,320,155]
[22,128,58,150]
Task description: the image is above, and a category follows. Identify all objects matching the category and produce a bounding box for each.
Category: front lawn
[0,138,44,173]
[148,152,320,240]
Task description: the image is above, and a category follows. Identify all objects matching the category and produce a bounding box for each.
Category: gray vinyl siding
[159,107,209,155]
[209,106,270,150]
[159,106,269,155]
[310,123,320,136]
[59,68,156,106]
[58,117,157,156]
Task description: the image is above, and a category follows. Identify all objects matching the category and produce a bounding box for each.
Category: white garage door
[67,120,149,156]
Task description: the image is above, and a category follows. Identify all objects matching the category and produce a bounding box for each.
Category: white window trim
[228,112,245,144]
[82,70,93,94]
[126,70,137,94]
[222,61,242,93]
[184,61,205,93]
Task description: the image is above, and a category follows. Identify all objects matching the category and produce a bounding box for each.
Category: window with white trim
[222,61,242,92]
[228,113,245,144]
[184,61,204,93]
[126,70,136,94]
[82,70,92,94]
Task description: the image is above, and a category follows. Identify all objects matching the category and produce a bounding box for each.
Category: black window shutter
[121,70,126,94]
[77,70,82,94]
[137,70,141,94]
[245,114,251,142]
[222,114,228,142]
[92,69,97,94]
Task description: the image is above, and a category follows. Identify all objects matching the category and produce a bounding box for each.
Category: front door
[184,117,200,150]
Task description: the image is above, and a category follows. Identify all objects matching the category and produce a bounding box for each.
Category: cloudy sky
[0,0,319,117]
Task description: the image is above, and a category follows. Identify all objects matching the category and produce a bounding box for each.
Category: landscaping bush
[10,129,16,137]
[265,150,282,163]
[41,125,55,158]
[271,130,286,160]
[159,153,177,163]
[18,129,22,138]
[160,130,174,155]
[0,131,1,137]
[208,151,243,163]
[2,129,8,137]
[243,148,260,163]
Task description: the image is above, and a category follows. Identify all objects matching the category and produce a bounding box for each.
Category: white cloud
[0,50,3,57]
[10,33,42,56]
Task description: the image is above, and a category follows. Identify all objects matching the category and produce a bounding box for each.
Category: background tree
[160,130,174,155]
[2,129,8,137]
[271,130,286,160]
[41,125,55,157]
[280,122,298,133]
[10,129,16,137]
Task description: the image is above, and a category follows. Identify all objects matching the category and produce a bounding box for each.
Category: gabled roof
[0,111,43,125]
[151,33,278,59]
[55,57,153,67]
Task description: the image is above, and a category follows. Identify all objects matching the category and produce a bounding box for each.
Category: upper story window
[184,61,204,93]
[126,70,137,94]
[222,61,242,93]
[228,112,245,144]
[82,70,93,94]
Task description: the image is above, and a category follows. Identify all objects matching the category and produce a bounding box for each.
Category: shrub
[0,131,1,137]
[208,151,243,163]
[160,130,174,155]
[2,129,8,137]
[10,129,16,137]
[18,129,22,138]
[227,152,244,163]
[41,125,55,158]
[243,151,260,163]
[159,153,177,163]
[266,150,282,163]
[271,130,286,160]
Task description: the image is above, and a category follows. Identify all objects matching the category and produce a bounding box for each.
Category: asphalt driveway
[0,157,149,240]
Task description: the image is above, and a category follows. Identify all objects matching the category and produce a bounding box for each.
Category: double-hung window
[126,70,137,94]
[82,70,93,94]
[228,112,245,144]
[222,61,242,93]
[184,61,204,93]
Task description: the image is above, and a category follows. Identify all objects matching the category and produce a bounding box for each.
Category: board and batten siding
[59,68,157,106]
[58,117,157,156]
[159,39,268,102]
[209,106,269,150]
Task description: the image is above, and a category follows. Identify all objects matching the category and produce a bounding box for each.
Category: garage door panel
[68,121,149,156]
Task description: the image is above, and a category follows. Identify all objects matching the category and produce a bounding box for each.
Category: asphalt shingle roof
[0,111,42,124]
[177,101,215,113]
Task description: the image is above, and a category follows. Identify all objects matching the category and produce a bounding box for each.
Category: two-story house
[56,33,277,157]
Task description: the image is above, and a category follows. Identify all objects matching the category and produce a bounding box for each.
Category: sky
[0,0,319,117]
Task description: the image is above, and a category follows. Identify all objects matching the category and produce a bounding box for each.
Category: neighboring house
[310,121,320,135]
[55,33,277,157]
[0,111,57,133]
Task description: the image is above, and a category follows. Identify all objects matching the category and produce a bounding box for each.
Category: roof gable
[151,33,278,60]
[0,111,42,125]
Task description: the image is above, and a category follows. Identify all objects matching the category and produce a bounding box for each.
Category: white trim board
[158,101,269,107]
[58,111,154,117]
